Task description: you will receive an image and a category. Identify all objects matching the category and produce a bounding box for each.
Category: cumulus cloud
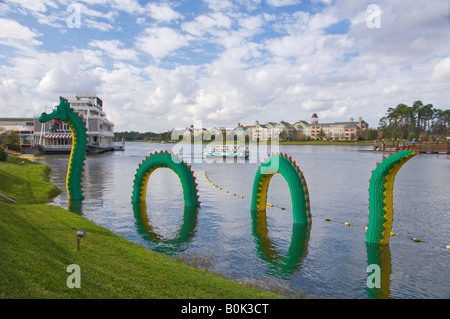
[346,0,450,66]
[35,51,103,96]
[431,57,450,82]
[0,78,22,103]
[135,27,191,60]
[4,0,58,13]
[0,0,449,132]
[0,18,42,47]
[145,3,183,22]
[182,12,232,37]
[266,0,300,7]
[89,39,138,61]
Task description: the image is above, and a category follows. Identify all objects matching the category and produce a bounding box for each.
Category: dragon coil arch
[250,152,311,225]
[365,148,419,245]
[131,151,200,208]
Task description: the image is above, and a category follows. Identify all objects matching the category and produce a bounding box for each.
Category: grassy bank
[0,158,284,299]
[0,156,61,204]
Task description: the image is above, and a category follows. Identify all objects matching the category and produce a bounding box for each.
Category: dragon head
[39,96,70,124]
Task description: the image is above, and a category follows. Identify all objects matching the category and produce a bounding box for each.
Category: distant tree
[0,145,7,161]
[0,129,20,151]
[379,101,449,140]
[362,128,378,141]
[317,129,326,140]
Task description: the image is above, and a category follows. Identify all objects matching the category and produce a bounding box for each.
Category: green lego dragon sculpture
[365,148,418,245]
[131,151,200,208]
[39,97,88,201]
[250,152,311,225]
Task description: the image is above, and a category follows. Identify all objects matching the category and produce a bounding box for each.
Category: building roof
[279,120,292,127]
[0,118,34,122]
[293,120,309,126]
[0,118,34,127]
[311,121,362,127]
[234,117,369,131]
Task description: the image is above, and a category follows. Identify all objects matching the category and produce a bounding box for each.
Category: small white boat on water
[203,144,249,158]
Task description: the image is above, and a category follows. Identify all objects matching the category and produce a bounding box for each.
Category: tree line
[114,130,172,142]
[0,128,20,151]
[378,100,449,141]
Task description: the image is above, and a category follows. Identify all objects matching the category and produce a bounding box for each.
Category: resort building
[1,94,119,153]
[34,94,116,153]
[306,114,369,140]
[234,114,369,142]
[0,118,36,150]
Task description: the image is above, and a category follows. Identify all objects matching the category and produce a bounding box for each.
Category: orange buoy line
[314,212,449,251]
[203,171,449,252]
[204,171,245,199]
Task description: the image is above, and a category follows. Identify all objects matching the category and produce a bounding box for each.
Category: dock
[114,140,125,151]
[373,140,449,154]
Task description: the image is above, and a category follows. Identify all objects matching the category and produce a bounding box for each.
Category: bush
[0,145,8,161]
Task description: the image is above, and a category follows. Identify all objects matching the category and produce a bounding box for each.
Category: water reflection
[83,154,111,204]
[133,201,199,255]
[251,210,310,278]
[365,243,392,299]
[68,199,83,215]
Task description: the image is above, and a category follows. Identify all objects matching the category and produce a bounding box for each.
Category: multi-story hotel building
[234,114,369,141]
[305,113,369,141]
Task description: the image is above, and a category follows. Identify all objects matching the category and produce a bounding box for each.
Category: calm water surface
[40,142,449,299]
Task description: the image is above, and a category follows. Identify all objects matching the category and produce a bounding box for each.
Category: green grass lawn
[0,157,285,299]
[0,156,61,204]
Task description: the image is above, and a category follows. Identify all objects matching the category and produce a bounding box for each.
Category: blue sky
[1,0,450,132]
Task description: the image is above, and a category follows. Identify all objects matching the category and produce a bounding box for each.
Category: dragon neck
[65,109,88,201]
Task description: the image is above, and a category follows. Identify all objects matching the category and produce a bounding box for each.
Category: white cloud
[135,27,190,60]
[145,3,183,22]
[318,105,348,121]
[302,99,327,111]
[36,51,103,96]
[382,84,399,95]
[0,78,22,103]
[203,0,234,12]
[238,15,264,37]
[0,18,42,47]
[182,12,232,37]
[4,0,58,12]
[108,0,143,14]
[266,0,300,7]
[431,57,450,82]
[89,40,138,61]
[346,0,450,66]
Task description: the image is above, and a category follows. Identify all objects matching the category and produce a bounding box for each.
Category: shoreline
[120,140,377,146]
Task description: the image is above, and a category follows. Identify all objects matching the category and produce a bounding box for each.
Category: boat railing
[36,144,72,150]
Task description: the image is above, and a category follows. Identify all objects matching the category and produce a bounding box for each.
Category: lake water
[39,142,449,299]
